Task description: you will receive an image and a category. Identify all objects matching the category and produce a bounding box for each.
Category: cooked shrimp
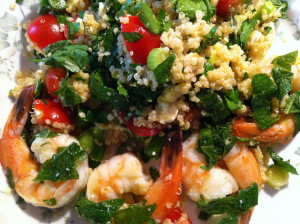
[233,115,295,144]
[144,126,183,222]
[0,85,88,208]
[182,133,239,202]
[86,152,153,202]
[223,141,262,189]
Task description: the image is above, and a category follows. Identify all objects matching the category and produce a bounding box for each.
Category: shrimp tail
[2,84,35,138]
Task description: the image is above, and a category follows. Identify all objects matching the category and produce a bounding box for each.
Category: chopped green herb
[122,32,143,42]
[202,61,214,76]
[157,9,172,32]
[6,168,15,189]
[272,66,293,103]
[74,197,125,224]
[44,198,57,206]
[264,26,272,36]
[284,91,300,114]
[56,14,68,24]
[238,18,258,49]
[89,71,129,110]
[34,142,87,182]
[138,2,161,34]
[144,134,166,159]
[48,0,67,10]
[69,22,80,39]
[218,215,238,224]
[149,167,160,181]
[30,130,60,145]
[267,148,298,175]
[55,78,82,107]
[251,73,280,129]
[77,105,108,123]
[117,81,128,96]
[34,79,44,99]
[272,51,298,72]
[153,53,176,84]
[197,89,230,123]
[198,183,258,217]
[114,203,157,224]
[223,88,243,111]
[198,26,221,51]
[15,0,24,3]
[243,72,249,79]
[269,0,288,18]
[78,10,85,19]
[103,26,119,52]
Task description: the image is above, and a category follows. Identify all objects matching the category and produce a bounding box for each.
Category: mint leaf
[198,26,220,50]
[198,183,258,216]
[138,2,161,34]
[252,74,280,129]
[74,197,125,224]
[272,66,293,102]
[69,22,80,39]
[114,203,157,224]
[218,215,238,224]
[223,88,243,111]
[34,142,87,182]
[157,9,172,32]
[272,51,298,72]
[122,32,143,42]
[239,18,257,48]
[55,78,82,107]
[44,198,57,206]
[267,148,298,175]
[144,134,166,159]
[89,72,129,110]
[285,91,300,114]
[153,53,176,84]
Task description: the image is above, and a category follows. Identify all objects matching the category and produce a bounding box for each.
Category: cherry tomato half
[119,111,164,137]
[216,0,240,17]
[27,14,66,49]
[121,16,162,65]
[165,207,192,223]
[44,68,67,99]
[33,99,72,126]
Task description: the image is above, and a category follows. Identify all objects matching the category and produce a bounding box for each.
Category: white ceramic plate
[0,0,300,223]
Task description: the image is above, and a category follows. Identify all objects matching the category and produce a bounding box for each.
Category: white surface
[0,0,300,223]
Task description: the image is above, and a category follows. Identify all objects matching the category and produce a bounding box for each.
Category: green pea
[266,164,289,189]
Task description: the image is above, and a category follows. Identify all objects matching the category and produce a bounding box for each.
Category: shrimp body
[223,142,262,189]
[0,85,88,208]
[182,133,239,202]
[233,115,295,144]
[86,153,153,202]
[145,127,183,222]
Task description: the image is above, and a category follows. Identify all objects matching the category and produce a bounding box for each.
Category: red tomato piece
[217,0,240,17]
[121,16,162,65]
[27,14,66,49]
[44,68,67,99]
[165,207,192,223]
[33,99,72,126]
[119,111,164,137]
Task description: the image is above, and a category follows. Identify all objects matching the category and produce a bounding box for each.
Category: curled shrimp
[233,115,295,144]
[144,126,183,222]
[182,133,239,202]
[0,85,88,208]
[86,152,153,202]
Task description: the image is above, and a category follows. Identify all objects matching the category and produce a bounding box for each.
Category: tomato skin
[217,0,240,17]
[27,15,66,49]
[33,99,72,126]
[119,111,164,137]
[44,68,67,99]
[121,16,162,65]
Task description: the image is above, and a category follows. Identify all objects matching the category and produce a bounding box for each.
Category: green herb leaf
[199,26,220,50]
[197,89,230,123]
[202,61,214,76]
[56,14,68,24]
[138,2,162,34]
[34,79,44,99]
[69,22,80,39]
[43,198,57,206]
[223,88,243,111]
[176,0,216,21]
[103,26,119,52]
[252,74,280,129]
[89,72,129,110]
[74,197,125,224]
[238,18,257,49]
[78,104,108,123]
[55,78,82,107]
[6,168,15,189]
[285,91,300,114]
[78,10,85,19]
[272,66,293,102]
[157,9,172,32]
[34,142,87,182]
[272,51,298,72]
[264,26,272,36]
[218,215,238,224]
[270,0,288,18]
[15,0,24,3]
[114,203,157,224]
[122,32,143,42]
[149,167,160,181]
[30,130,60,145]
[144,135,165,159]
[267,148,298,175]
[153,53,175,84]
[117,81,128,96]
[48,0,67,10]
[198,183,258,216]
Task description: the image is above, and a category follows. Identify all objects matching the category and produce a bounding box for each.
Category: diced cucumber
[147,48,169,70]
[266,164,289,189]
